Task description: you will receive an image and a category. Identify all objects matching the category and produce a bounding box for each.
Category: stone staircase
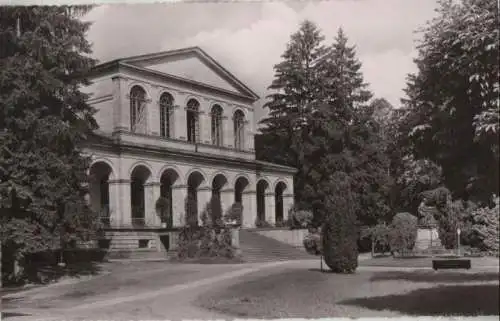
[105,249,169,261]
[239,229,315,263]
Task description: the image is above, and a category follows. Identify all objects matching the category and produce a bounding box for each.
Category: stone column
[199,111,211,145]
[265,192,276,225]
[144,182,161,227]
[197,186,212,225]
[111,76,125,132]
[171,184,187,227]
[220,188,234,215]
[176,96,188,140]
[109,179,130,227]
[148,86,161,136]
[223,115,233,148]
[196,111,206,144]
[242,190,257,228]
[283,194,295,222]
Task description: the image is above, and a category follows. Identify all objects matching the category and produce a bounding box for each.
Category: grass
[359,255,498,268]
[196,267,499,318]
[169,256,245,264]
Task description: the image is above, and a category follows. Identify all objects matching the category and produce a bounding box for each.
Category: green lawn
[196,267,499,318]
[359,255,500,268]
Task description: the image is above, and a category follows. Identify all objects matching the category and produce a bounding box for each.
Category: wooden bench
[432,259,471,270]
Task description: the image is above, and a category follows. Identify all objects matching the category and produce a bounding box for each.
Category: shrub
[388,212,418,256]
[421,187,466,249]
[321,172,358,274]
[177,202,236,260]
[275,219,291,228]
[155,197,171,226]
[185,192,198,227]
[469,196,499,254]
[289,207,313,229]
[255,217,273,228]
[223,203,243,226]
[303,232,321,255]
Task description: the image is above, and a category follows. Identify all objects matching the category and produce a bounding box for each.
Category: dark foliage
[321,172,358,273]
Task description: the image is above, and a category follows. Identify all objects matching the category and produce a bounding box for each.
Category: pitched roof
[91,46,260,101]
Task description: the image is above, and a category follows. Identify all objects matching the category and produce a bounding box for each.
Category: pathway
[2,260,302,321]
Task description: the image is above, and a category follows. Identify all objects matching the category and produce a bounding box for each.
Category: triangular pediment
[121,47,258,100]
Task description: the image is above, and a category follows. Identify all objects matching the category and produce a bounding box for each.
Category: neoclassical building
[84,47,296,252]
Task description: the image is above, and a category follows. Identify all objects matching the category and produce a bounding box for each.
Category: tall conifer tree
[0,6,99,278]
[258,20,327,205]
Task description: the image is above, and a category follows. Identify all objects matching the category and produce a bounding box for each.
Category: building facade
[84,47,296,252]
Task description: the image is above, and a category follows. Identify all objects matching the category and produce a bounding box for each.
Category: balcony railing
[98,206,111,227]
[131,217,146,227]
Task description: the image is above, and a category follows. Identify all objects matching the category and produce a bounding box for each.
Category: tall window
[211,105,223,146]
[233,110,245,150]
[130,86,147,133]
[159,93,174,138]
[186,99,200,143]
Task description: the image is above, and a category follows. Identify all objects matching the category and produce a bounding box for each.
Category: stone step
[239,230,314,263]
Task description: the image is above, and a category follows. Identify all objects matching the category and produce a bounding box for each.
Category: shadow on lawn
[1,312,32,319]
[370,271,500,283]
[341,284,499,316]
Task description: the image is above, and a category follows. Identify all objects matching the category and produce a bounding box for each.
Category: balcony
[114,130,255,161]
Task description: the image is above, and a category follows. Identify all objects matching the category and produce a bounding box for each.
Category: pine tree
[303,28,391,226]
[257,20,327,206]
[318,28,372,119]
[0,6,98,280]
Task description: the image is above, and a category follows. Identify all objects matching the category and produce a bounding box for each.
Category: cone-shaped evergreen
[321,172,358,273]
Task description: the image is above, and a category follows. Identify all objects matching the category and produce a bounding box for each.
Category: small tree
[289,206,313,229]
[185,193,198,227]
[362,223,391,257]
[321,172,358,273]
[389,212,418,256]
[155,197,171,226]
[303,231,321,255]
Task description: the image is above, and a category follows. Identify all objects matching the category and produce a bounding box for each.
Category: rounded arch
[256,177,271,190]
[273,179,288,192]
[211,103,223,114]
[157,164,183,183]
[88,161,114,221]
[185,168,208,188]
[234,175,251,205]
[233,109,246,150]
[232,173,252,189]
[127,83,150,100]
[233,108,246,120]
[274,180,288,224]
[212,172,229,191]
[185,96,201,109]
[158,90,175,103]
[256,178,271,223]
[89,158,116,180]
[232,106,248,118]
[129,161,154,182]
[211,104,224,146]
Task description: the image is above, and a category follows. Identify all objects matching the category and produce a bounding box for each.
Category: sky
[82,0,440,122]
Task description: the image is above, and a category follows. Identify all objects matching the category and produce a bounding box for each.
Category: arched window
[233,110,245,150]
[130,86,147,133]
[159,93,174,138]
[186,99,200,143]
[211,104,223,146]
